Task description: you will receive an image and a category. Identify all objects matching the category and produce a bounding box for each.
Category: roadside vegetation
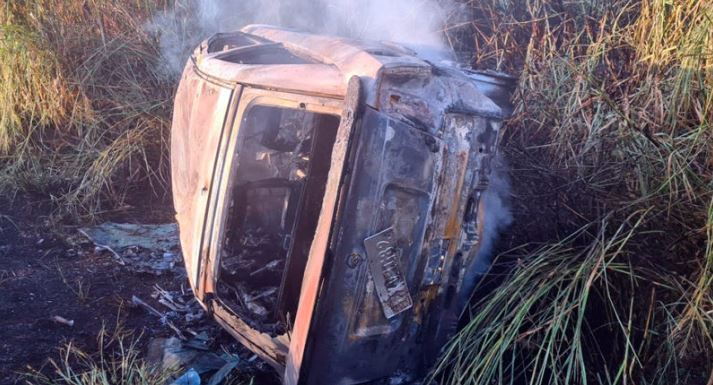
[435,0,713,384]
[23,325,253,385]
[24,327,175,385]
[2,0,712,384]
[1,1,174,220]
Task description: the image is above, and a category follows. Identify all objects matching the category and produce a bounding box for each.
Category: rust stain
[444,152,469,239]
[412,285,439,324]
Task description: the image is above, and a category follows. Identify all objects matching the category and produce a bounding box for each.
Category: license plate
[364,227,413,319]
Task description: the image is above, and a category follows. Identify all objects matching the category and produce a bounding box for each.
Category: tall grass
[432,213,647,385]
[0,22,70,154]
[0,1,175,219]
[437,0,713,383]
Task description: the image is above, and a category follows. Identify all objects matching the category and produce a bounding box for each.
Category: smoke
[146,0,456,77]
[477,155,514,263]
[459,155,514,309]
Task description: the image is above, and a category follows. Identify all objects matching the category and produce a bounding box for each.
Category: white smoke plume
[147,0,455,77]
[477,155,514,263]
[459,155,513,308]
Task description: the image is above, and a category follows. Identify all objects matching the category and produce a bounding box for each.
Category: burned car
[171,25,515,385]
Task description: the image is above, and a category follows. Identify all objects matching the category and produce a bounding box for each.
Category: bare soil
[0,196,278,385]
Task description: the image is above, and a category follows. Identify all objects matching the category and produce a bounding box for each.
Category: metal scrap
[249,259,282,276]
[149,337,243,385]
[152,285,205,323]
[79,222,181,275]
[131,295,186,338]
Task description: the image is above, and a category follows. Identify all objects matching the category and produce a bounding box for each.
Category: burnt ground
[0,196,279,385]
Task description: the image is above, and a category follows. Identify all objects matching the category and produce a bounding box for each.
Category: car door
[299,109,444,385]
[200,83,345,373]
[171,64,240,298]
[275,73,449,384]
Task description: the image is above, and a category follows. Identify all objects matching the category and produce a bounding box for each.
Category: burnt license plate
[364,227,413,319]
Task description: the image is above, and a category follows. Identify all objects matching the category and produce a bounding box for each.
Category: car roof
[191,25,515,122]
[192,25,432,99]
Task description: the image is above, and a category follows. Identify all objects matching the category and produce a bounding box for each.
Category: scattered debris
[131,285,208,341]
[79,222,181,274]
[171,368,201,385]
[131,295,186,338]
[218,228,284,333]
[149,337,244,385]
[50,315,74,327]
[137,284,266,384]
[156,337,223,372]
[79,222,179,251]
[206,358,241,385]
[152,285,205,324]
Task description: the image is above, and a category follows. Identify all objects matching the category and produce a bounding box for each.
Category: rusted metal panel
[197,60,347,99]
[213,299,289,370]
[171,62,235,294]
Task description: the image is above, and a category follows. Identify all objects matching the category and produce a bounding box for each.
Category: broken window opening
[215,44,314,65]
[217,104,339,336]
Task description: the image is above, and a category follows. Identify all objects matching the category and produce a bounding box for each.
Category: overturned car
[171,25,515,385]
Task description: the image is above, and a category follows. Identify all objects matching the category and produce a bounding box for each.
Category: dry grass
[436,0,713,384]
[0,1,175,220]
[24,326,175,385]
[23,324,255,385]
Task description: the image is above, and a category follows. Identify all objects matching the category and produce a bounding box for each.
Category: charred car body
[171,25,515,385]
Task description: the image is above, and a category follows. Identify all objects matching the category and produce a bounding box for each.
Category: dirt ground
[0,197,278,385]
